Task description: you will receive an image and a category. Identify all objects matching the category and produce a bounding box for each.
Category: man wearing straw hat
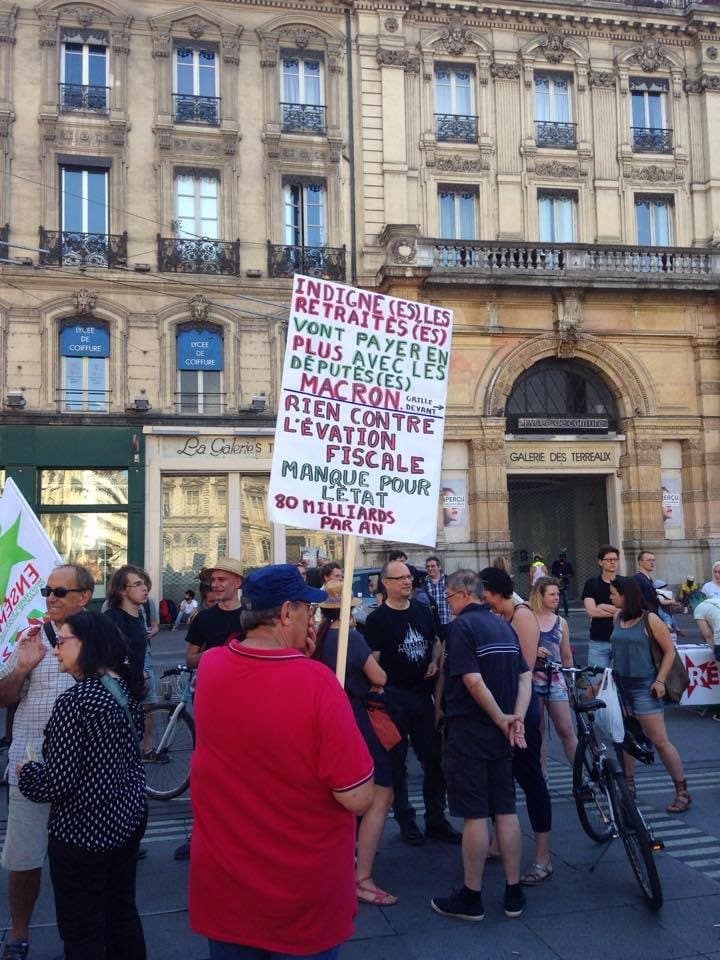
[189,563,374,958]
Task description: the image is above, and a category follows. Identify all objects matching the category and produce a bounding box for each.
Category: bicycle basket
[160,671,191,702]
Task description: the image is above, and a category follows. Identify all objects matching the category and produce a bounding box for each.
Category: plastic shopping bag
[594,668,625,743]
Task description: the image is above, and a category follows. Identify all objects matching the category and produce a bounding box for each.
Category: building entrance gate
[508,474,609,603]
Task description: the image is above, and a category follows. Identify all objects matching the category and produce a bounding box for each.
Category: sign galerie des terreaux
[268,276,453,546]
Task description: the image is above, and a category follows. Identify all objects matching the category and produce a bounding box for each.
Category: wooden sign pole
[335,534,357,685]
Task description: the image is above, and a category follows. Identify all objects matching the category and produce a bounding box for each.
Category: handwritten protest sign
[268,275,453,547]
[0,478,62,664]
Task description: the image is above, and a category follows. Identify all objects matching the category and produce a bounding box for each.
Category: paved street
[1,612,719,959]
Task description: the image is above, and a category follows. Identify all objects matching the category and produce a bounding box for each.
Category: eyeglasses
[384,575,413,581]
[126,580,147,590]
[40,587,85,599]
[446,591,464,600]
[55,634,79,647]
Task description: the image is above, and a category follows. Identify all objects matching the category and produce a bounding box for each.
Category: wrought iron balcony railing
[58,388,110,414]
[267,242,346,281]
[631,127,673,154]
[435,113,478,143]
[175,392,226,416]
[59,83,109,113]
[173,94,221,125]
[280,102,327,134]
[428,240,714,282]
[157,236,240,275]
[39,228,128,268]
[535,120,578,149]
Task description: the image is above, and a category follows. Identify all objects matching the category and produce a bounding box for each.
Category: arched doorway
[505,359,621,600]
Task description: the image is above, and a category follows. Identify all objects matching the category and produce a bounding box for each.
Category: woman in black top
[18,611,147,960]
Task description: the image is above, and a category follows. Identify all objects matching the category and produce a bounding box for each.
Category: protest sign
[268,275,453,548]
[0,479,62,663]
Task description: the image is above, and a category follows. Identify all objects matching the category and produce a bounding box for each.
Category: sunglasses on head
[40,586,85,598]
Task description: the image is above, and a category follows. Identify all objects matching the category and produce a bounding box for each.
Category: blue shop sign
[177,328,224,371]
[60,325,110,358]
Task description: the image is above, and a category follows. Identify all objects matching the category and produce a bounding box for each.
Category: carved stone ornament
[73,288,97,316]
[703,75,720,92]
[376,47,420,74]
[555,293,583,359]
[707,47,718,61]
[491,62,520,80]
[281,27,320,49]
[390,238,417,264]
[189,294,210,324]
[38,16,57,48]
[384,17,399,33]
[628,37,671,73]
[629,164,678,183]
[186,18,206,40]
[540,30,569,65]
[151,30,171,59]
[588,71,616,88]
[439,15,473,57]
[436,155,484,173]
[222,29,243,66]
[536,161,579,179]
[685,74,720,94]
[61,6,99,28]
[0,6,17,44]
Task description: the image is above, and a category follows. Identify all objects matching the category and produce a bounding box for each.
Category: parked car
[351,567,382,627]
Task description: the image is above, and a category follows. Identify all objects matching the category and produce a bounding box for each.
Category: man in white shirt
[0,564,94,960]
[173,590,199,629]
[694,597,720,658]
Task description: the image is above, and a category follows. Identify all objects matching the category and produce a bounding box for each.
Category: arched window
[506,359,618,434]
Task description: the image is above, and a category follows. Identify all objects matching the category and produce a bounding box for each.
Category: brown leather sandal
[666,780,692,813]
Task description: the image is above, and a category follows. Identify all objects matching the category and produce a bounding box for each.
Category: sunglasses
[40,587,85,599]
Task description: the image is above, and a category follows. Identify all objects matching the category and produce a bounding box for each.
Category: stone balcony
[378,228,720,291]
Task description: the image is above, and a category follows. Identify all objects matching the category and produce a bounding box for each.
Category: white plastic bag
[594,668,625,743]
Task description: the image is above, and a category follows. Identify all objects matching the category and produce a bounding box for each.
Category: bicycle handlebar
[160,664,193,678]
[544,660,605,676]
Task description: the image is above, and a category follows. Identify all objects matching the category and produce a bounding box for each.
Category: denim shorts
[533,676,569,703]
[620,677,665,716]
[587,641,612,669]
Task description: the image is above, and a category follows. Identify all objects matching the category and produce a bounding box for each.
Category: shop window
[635,196,672,246]
[161,475,228,604]
[174,46,219,125]
[439,188,477,241]
[435,66,477,142]
[538,191,576,243]
[176,325,224,414]
[241,477,272,568]
[60,35,108,112]
[217,535,227,556]
[281,57,325,134]
[535,72,576,148]
[59,323,110,413]
[39,469,129,599]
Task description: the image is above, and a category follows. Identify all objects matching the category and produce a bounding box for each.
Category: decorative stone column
[468,422,511,563]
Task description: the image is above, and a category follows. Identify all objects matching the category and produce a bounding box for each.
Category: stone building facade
[0,0,718,600]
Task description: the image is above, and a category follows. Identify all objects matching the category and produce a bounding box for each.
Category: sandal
[666,782,692,814]
[356,877,398,906]
[520,862,554,886]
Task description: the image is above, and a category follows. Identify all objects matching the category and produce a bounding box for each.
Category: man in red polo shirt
[189,564,374,960]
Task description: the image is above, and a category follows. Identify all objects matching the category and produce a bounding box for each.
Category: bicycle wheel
[608,771,663,911]
[572,732,613,842]
[143,704,195,801]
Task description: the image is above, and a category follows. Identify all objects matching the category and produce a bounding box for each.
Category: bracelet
[655,679,666,686]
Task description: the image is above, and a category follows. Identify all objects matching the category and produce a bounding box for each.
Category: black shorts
[442,720,516,820]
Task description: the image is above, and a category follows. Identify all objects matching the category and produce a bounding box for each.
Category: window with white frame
[59,323,110,413]
[281,57,325,134]
[535,73,576,148]
[174,46,219,124]
[61,166,108,236]
[538,191,577,243]
[60,34,108,112]
[435,66,477,142]
[630,78,671,153]
[635,196,672,246]
[439,188,477,241]
[284,182,326,248]
[175,173,219,240]
[176,325,224,415]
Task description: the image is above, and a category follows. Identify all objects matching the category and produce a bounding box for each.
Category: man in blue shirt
[431,570,531,923]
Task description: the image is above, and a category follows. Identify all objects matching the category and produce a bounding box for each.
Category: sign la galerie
[268,276,453,546]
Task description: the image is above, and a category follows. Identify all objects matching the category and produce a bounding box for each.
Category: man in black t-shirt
[186,558,244,669]
[431,569,531,922]
[581,544,619,667]
[364,561,460,846]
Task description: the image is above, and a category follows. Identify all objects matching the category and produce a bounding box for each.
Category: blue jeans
[208,943,341,960]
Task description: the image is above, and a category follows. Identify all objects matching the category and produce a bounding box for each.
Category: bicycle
[553,662,664,911]
[143,665,195,801]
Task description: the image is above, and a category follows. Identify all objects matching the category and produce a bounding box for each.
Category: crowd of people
[0,547,717,958]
